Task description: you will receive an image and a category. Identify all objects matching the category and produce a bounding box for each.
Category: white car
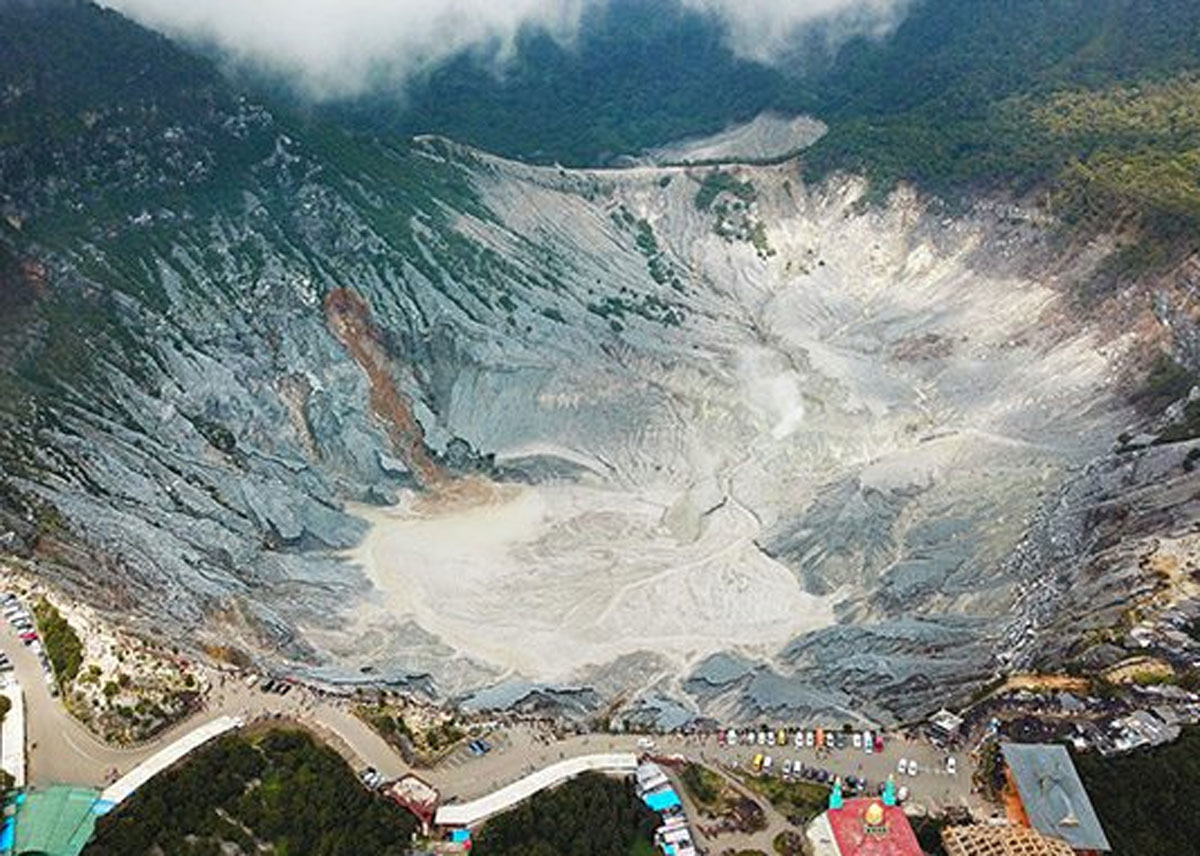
[898,757,908,775]
[727,728,738,746]
[852,733,862,749]
[782,759,793,775]
[758,731,768,746]
[794,732,804,749]
[805,731,815,748]
[637,737,656,750]
[863,731,874,754]
[946,756,957,776]
[906,760,918,776]
[767,731,776,746]
[762,755,773,771]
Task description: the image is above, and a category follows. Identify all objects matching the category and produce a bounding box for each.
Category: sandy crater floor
[348,477,833,682]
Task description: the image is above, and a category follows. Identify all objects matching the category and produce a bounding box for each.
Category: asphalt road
[1,617,980,826]
[0,618,153,785]
[0,622,405,788]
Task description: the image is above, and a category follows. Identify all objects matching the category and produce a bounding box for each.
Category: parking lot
[419,723,982,817]
[1,593,55,695]
[687,726,976,814]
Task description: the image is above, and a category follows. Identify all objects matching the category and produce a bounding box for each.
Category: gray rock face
[0,101,1171,726]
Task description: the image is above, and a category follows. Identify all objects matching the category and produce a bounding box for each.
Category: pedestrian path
[434,753,638,827]
[97,715,243,809]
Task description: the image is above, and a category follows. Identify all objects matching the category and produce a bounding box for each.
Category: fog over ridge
[99,0,909,99]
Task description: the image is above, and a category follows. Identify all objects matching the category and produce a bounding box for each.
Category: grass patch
[356,703,414,752]
[695,171,756,212]
[679,762,725,812]
[739,774,830,825]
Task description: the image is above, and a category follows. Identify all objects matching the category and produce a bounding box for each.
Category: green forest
[83,729,417,856]
[801,0,1200,247]
[306,0,1200,257]
[1075,727,1200,856]
[473,772,659,856]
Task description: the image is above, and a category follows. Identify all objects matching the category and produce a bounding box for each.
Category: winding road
[0,619,407,789]
[0,617,980,836]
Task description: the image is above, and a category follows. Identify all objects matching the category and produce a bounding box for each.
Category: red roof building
[808,798,924,856]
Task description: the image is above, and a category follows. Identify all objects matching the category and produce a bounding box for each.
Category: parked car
[782,759,792,776]
[767,730,776,746]
[777,729,787,746]
[898,757,908,775]
[852,732,863,749]
[762,755,773,772]
[805,731,815,748]
[727,728,738,746]
[906,760,918,776]
[946,757,957,776]
[753,753,764,772]
[794,731,804,749]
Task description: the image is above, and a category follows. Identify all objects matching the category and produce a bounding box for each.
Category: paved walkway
[435,753,637,827]
[99,715,242,806]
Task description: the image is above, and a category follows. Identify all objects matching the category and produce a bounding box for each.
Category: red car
[19,631,37,642]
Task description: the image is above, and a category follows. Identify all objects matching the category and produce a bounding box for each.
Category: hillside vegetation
[474,772,659,856]
[315,0,1200,252]
[84,729,416,856]
[1075,727,1200,856]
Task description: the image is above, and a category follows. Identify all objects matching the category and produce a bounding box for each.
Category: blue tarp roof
[644,789,682,812]
[450,829,471,843]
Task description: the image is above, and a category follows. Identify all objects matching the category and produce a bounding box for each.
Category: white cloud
[683,0,908,62]
[100,0,906,99]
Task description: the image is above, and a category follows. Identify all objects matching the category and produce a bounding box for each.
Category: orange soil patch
[1001,674,1090,693]
[325,288,448,490]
